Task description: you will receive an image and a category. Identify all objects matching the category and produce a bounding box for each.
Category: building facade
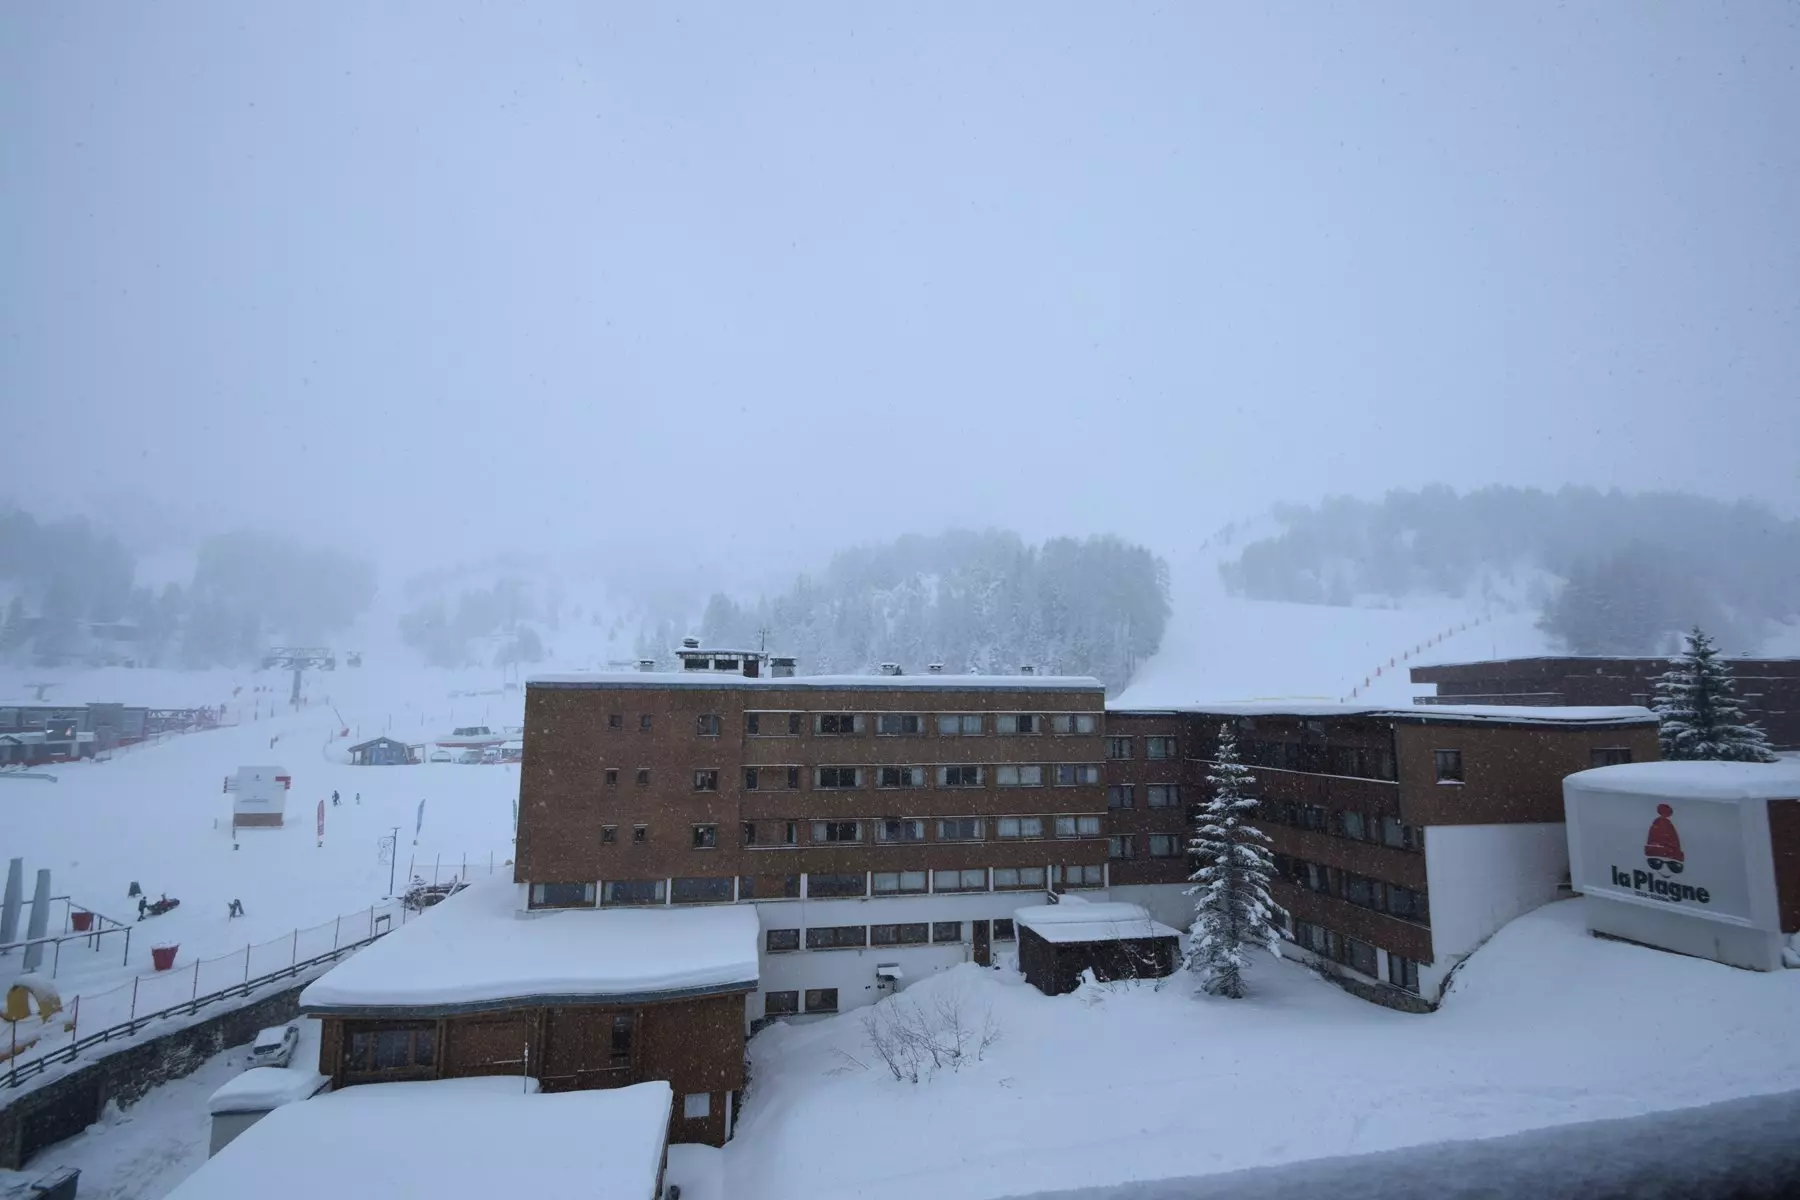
[1104,704,1662,1007]
[1411,656,1800,751]
[515,669,1111,1023]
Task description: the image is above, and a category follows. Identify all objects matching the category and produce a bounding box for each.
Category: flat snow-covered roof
[530,671,1104,692]
[209,1019,327,1113]
[1566,760,1800,802]
[1014,899,1181,944]
[170,1078,670,1200]
[300,875,759,1015]
[1107,700,1656,727]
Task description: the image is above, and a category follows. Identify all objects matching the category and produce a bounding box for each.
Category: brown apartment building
[1104,703,1660,1008]
[1412,656,1800,751]
[516,662,1112,1025]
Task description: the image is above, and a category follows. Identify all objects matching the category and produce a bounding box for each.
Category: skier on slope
[331,790,340,807]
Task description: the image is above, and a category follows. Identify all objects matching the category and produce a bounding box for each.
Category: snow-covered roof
[531,671,1105,692]
[1014,898,1181,944]
[1565,760,1800,802]
[170,1078,670,1200]
[299,874,759,1015]
[211,1018,328,1113]
[1108,700,1657,727]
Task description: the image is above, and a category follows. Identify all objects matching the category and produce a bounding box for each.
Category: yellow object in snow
[3,977,64,1024]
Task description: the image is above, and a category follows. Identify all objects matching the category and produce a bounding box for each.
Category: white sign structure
[227,765,292,828]
[1566,790,1758,926]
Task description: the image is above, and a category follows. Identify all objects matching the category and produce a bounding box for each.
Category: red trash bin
[150,944,179,971]
[70,911,94,932]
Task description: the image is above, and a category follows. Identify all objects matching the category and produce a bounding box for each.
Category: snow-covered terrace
[299,875,759,1016]
[529,671,1105,691]
[1108,699,1657,726]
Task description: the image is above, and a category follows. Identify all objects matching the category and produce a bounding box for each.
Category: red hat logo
[1644,804,1684,874]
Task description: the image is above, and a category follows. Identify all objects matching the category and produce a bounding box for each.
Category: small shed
[225,765,290,828]
[1014,898,1181,996]
[347,736,418,766]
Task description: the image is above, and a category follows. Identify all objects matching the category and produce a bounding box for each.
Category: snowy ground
[0,1042,248,1199]
[724,899,1800,1200]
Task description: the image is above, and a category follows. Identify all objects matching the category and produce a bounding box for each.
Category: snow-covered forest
[1219,486,1800,654]
[655,530,1171,693]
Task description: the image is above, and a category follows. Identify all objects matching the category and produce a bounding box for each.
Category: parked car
[428,749,452,763]
[457,750,482,764]
[251,1022,299,1068]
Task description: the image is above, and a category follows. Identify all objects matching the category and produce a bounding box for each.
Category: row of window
[1272,854,1431,925]
[1108,833,1185,859]
[1260,802,1426,853]
[764,988,840,1015]
[528,864,1107,909]
[610,712,1104,738]
[766,918,1018,953]
[1105,784,1183,809]
[602,763,1108,792]
[604,813,1110,851]
[1238,740,1400,781]
[1104,736,1178,760]
[344,1015,634,1079]
[1289,919,1422,994]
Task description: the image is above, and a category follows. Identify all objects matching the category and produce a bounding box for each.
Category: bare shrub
[859,985,1001,1084]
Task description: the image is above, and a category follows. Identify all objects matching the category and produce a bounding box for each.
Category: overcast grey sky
[3,2,1796,576]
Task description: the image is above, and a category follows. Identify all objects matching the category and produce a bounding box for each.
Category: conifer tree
[1185,723,1285,998]
[1653,626,1778,763]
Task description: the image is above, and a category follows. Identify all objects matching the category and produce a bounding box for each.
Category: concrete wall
[0,981,309,1170]
[1106,883,1192,932]
[1586,899,1785,972]
[1423,822,1569,997]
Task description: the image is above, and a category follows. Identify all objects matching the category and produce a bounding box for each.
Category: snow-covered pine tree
[1185,723,1286,998]
[1653,627,1778,762]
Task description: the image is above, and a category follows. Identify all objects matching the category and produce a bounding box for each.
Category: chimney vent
[879,662,902,676]
[681,637,700,649]
[770,656,797,678]
[1020,665,1035,676]
[636,659,657,673]
[927,663,944,674]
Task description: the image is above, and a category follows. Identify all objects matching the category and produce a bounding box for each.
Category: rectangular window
[744,767,759,791]
[804,988,838,1013]
[816,713,864,735]
[1147,784,1181,808]
[876,818,925,843]
[696,714,721,736]
[996,764,1044,786]
[640,714,653,731]
[671,876,733,904]
[684,1093,712,1120]
[1344,874,1375,908]
[807,873,868,898]
[933,868,988,892]
[1589,747,1633,768]
[1149,834,1181,857]
[604,768,618,787]
[1346,938,1378,977]
[1434,749,1464,783]
[812,820,863,844]
[993,865,1047,889]
[1387,954,1420,993]
[932,920,963,943]
[805,925,867,950]
[938,714,983,735]
[1054,815,1102,837]
[876,713,923,736]
[938,765,983,787]
[878,765,927,789]
[602,826,617,844]
[1057,864,1105,888]
[1055,763,1101,786]
[692,824,717,849]
[786,766,801,789]
[608,714,623,730]
[746,713,761,736]
[1107,785,1134,809]
[996,713,1038,735]
[632,824,648,844]
[1106,737,1132,760]
[816,766,862,789]
[766,928,801,953]
[1049,713,1099,735]
[1108,835,1136,859]
[737,876,756,899]
[528,881,596,909]
[1145,737,1178,760]
[996,815,1045,839]
[872,870,928,894]
[601,879,665,906]
[936,817,984,841]
[1342,811,1366,840]
[870,922,929,946]
[693,769,719,792]
[993,918,1016,940]
[1388,885,1429,923]
[636,768,650,787]
[764,989,799,1014]
[345,1024,437,1075]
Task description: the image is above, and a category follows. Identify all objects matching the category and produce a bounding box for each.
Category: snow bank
[989,1087,1800,1199]
[1566,760,1800,800]
[529,671,1104,691]
[1015,900,1179,944]
[207,1019,327,1113]
[168,1078,671,1200]
[300,874,759,1012]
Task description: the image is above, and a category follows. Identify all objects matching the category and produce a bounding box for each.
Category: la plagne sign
[1569,792,1753,925]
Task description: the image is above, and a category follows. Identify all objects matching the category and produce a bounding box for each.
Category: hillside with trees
[655,530,1171,693]
[1218,487,1800,655]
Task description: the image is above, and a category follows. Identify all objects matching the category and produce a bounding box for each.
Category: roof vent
[681,637,701,650]
[879,663,903,676]
[1020,665,1035,676]
[636,659,657,672]
[769,657,797,679]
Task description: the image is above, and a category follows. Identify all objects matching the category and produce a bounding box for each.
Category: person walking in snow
[355,792,361,805]
[331,790,340,807]
[137,896,147,920]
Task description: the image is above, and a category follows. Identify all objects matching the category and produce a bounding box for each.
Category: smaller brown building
[297,876,759,1146]
[1014,898,1180,995]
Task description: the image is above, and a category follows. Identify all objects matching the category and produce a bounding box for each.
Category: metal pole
[334,914,341,950]
[391,830,402,898]
[123,925,131,968]
[69,995,78,1043]
[130,976,138,1021]
[291,928,298,966]
[52,938,60,979]
[192,958,200,1000]
[244,944,251,982]
[434,854,441,885]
